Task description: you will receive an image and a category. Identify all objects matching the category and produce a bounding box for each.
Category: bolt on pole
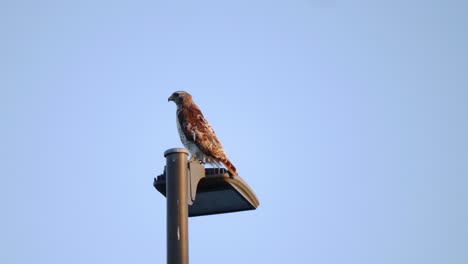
[164,148,189,264]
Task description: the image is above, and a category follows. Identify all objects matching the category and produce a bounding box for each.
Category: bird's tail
[220,158,237,177]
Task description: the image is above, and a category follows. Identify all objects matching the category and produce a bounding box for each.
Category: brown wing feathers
[180,104,237,176]
[220,158,237,176]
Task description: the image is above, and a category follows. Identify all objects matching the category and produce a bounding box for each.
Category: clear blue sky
[2,1,467,263]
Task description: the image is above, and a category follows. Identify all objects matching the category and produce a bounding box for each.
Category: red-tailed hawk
[168,91,237,177]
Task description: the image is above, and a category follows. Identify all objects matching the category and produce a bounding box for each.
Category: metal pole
[164,148,189,264]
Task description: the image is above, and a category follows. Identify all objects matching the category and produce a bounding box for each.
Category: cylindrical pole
[165,148,189,264]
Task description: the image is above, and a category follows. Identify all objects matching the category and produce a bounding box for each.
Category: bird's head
[168,91,192,105]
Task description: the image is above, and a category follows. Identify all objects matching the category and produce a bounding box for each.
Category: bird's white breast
[176,113,204,160]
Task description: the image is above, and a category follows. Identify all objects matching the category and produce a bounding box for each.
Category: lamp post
[156,148,259,264]
[164,148,189,264]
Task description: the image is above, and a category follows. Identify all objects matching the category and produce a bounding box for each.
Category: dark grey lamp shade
[154,167,259,217]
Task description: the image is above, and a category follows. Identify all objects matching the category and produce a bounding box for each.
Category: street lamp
[154,148,260,264]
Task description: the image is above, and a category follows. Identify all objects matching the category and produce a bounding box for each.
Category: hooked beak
[168,95,174,102]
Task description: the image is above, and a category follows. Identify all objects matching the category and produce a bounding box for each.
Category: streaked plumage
[168,91,237,176]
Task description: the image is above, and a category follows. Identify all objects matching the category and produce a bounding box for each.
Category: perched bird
[168,91,238,176]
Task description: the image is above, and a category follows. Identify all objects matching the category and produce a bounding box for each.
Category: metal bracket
[187,161,205,205]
